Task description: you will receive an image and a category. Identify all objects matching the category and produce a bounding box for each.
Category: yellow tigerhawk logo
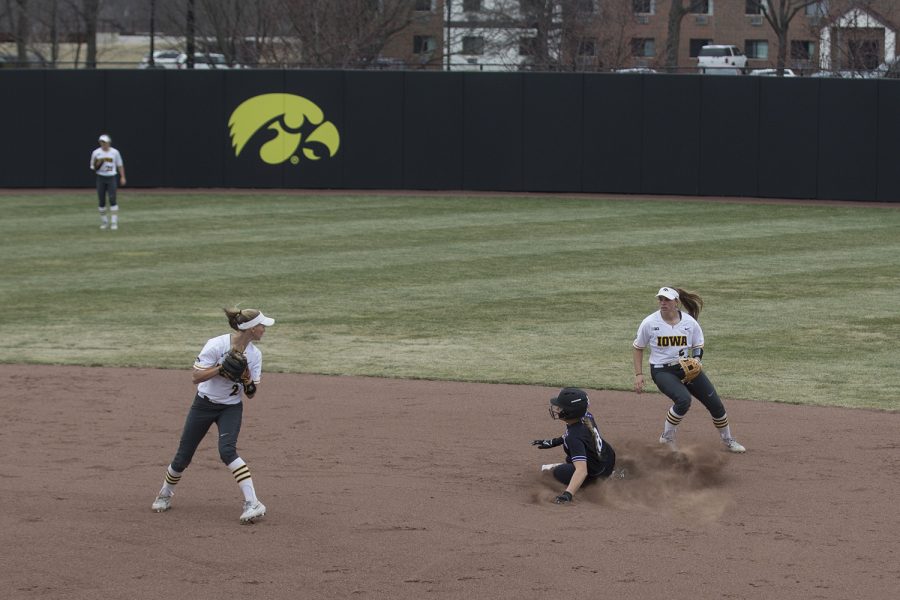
[228,93,340,165]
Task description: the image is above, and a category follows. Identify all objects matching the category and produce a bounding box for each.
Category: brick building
[379,0,899,74]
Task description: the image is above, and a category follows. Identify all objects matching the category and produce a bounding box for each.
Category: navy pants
[96,175,118,207]
[651,365,726,419]
[171,395,243,472]
[552,462,613,486]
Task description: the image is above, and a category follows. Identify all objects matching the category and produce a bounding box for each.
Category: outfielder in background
[532,388,617,504]
[89,134,126,230]
[632,287,745,453]
[151,307,274,524]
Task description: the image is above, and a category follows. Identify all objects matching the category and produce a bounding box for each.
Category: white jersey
[633,311,705,366]
[90,147,123,177]
[193,334,263,405]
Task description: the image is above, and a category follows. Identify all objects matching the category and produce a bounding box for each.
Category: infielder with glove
[151,307,274,523]
[532,388,617,504]
[632,287,745,453]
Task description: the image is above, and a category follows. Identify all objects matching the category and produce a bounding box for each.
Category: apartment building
[380,0,898,74]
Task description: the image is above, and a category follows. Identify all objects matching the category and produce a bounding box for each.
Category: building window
[689,39,712,57]
[690,0,711,14]
[745,1,763,14]
[633,0,654,15]
[745,39,769,59]
[631,38,656,57]
[413,35,436,54]
[791,40,815,60]
[463,0,481,11]
[578,38,596,56]
[414,0,432,11]
[805,1,827,16]
[519,37,538,56]
[848,39,880,70]
[462,36,485,55]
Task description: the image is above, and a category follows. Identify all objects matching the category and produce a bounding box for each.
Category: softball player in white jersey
[151,307,275,523]
[632,287,745,453]
[89,134,126,230]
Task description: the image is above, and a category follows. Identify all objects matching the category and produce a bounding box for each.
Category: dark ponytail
[674,288,704,320]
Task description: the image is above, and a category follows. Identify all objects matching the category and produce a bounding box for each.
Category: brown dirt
[2,365,898,600]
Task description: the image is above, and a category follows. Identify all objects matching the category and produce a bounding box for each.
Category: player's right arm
[192,365,220,385]
[632,346,645,393]
[192,338,223,385]
[632,316,651,393]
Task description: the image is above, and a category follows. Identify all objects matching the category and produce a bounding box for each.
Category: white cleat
[240,500,266,524]
[541,463,562,472]
[100,223,109,230]
[151,494,173,512]
[724,438,746,453]
[658,434,678,450]
[110,223,118,230]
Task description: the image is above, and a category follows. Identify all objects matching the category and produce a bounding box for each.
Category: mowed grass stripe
[2,192,898,410]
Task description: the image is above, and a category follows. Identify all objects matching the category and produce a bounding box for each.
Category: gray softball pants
[170,394,243,472]
[96,174,117,207]
[650,365,726,419]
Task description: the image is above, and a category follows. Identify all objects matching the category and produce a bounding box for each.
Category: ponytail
[223,307,261,331]
[674,288,704,320]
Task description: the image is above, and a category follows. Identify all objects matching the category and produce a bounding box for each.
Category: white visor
[98,134,111,143]
[237,312,275,330]
[657,287,679,300]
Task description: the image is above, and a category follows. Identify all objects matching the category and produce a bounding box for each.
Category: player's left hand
[532,439,555,449]
[554,491,573,504]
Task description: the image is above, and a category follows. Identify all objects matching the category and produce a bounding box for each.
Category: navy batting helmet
[549,387,589,420]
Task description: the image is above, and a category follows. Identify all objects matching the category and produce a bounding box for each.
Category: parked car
[875,56,900,79]
[749,68,796,77]
[614,67,658,74]
[810,69,879,79]
[0,49,49,68]
[175,52,233,69]
[138,50,181,69]
[697,45,747,75]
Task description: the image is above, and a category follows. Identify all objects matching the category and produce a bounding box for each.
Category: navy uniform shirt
[562,414,616,478]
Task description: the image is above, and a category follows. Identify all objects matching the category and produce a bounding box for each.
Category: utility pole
[149,0,156,67]
[445,0,452,71]
[186,0,196,69]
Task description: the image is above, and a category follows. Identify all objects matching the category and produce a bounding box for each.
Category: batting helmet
[549,388,589,420]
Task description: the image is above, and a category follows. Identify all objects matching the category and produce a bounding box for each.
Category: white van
[175,52,233,69]
[697,45,747,75]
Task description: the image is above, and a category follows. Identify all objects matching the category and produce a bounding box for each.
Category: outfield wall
[1,69,898,202]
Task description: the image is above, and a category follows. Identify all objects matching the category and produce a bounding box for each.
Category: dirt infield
[2,365,898,600]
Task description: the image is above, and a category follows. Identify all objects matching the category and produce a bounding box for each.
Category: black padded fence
[1,69,897,202]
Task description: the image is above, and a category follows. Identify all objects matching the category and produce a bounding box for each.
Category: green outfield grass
[2,191,898,410]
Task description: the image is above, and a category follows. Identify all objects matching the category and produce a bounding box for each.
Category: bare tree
[553,0,639,71]
[14,0,29,65]
[663,0,689,73]
[271,0,417,67]
[81,0,99,67]
[747,1,822,75]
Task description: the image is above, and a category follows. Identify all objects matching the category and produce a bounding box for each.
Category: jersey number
[592,428,604,455]
[229,384,240,396]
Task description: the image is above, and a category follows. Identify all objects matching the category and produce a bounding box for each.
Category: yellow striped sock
[232,464,252,484]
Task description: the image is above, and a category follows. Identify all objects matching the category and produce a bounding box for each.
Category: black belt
[651,361,681,368]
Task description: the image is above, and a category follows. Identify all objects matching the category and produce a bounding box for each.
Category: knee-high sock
[228,458,257,503]
[159,465,182,497]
